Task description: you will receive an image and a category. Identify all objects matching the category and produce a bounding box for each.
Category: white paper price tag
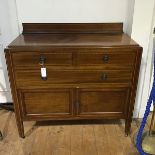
[41,67,47,78]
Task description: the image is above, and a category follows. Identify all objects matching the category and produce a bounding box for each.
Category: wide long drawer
[15,69,132,88]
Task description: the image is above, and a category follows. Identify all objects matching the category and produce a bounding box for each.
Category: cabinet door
[76,87,130,118]
[18,89,73,119]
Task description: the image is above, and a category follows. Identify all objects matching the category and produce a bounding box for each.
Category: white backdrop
[16,0,133,33]
[0,0,19,102]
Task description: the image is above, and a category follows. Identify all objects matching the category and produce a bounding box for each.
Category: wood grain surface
[4,23,142,138]
[0,109,146,155]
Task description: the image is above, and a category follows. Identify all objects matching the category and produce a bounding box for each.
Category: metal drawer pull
[39,55,46,66]
[102,55,109,63]
[39,55,47,80]
[101,73,108,81]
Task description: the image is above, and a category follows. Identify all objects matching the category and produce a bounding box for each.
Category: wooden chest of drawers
[5,23,142,138]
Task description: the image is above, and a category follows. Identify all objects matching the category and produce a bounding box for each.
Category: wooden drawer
[12,51,72,68]
[76,87,130,117]
[15,69,132,88]
[19,89,73,118]
[76,50,136,69]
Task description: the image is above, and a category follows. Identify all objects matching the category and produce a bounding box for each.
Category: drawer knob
[39,55,46,65]
[101,73,108,81]
[102,55,109,63]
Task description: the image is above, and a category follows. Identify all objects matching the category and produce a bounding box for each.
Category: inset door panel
[19,89,73,118]
[77,87,130,117]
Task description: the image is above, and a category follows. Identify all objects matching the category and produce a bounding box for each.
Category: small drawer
[76,49,136,69]
[12,51,72,68]
[15,69,132,88]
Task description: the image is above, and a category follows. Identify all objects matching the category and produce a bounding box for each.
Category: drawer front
[12,51,72,68]
[11,49,136,70]
[77,87,130,118]
[15,69,132,88]
[19,89,73,118]
[76,50,136,69]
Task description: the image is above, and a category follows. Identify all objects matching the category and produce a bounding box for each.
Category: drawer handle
[39,56,47,80]
[102,55,109,63]
[39,55,46,66]
[101,73,108,81]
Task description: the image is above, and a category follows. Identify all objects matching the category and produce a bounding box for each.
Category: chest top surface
[8,23,139,50]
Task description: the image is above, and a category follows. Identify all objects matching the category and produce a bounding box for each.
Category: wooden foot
[18,122,25,138]
[125,119,131,136]
[0,131,3,140]
[125,132,129,137]
[15,116,25,138]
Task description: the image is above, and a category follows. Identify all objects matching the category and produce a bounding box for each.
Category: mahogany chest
[5,23,142,138]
